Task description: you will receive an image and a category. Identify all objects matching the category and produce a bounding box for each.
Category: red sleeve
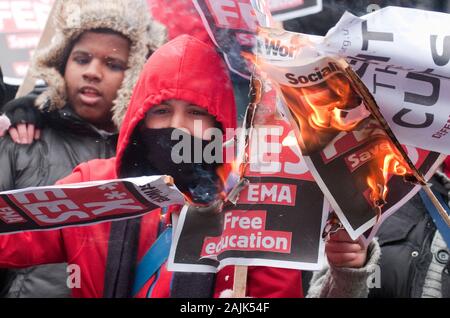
[0,229,65,268]
[56,158,117,185]
[0,158,115,268]
[56,162,90,185]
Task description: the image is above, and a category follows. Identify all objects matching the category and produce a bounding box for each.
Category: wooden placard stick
[422,185,450,227]
[229,76,263,298]
[233,265,248,298]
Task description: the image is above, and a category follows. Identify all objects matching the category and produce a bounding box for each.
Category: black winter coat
[0,103,117,191]
[0,68,18,112]
[369,176,450,298]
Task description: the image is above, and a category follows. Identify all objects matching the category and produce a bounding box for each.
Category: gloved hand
[3,93,43,128]
[2,88,44,144]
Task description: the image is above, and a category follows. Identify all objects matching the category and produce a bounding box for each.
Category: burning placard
[168,80,328,273]
[0,176,184,234]
[188,1,446,258]
[254,27,445,238]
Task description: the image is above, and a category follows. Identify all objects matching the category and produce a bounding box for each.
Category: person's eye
[149,108,169,115]
[189,109,208,116]
[106,61,127,72]
[73,56,90,65]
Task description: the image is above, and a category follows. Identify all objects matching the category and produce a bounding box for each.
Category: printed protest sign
[197,3,450,155]
[0,0,54,85]
[0,176,184,234]
[319,7,450,155]
[193,0,277,78]
[169,180,327,272]
[254,26,445,238]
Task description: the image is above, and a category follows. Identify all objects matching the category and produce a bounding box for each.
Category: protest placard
[0,176,184,234]
[255,27,445,238]
[319,7,450,155]
[0,0,55,86]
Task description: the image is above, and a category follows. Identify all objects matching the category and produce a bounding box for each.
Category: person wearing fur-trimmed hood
[0,0,166,298]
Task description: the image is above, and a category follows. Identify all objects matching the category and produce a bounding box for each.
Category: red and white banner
[0,176,184,234]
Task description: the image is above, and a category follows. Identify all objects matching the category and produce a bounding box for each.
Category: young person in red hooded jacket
[0,35,379,298]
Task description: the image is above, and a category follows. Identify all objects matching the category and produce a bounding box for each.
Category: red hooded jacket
[0,35,302,298]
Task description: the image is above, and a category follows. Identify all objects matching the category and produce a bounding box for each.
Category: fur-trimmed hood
[32,0,167,129]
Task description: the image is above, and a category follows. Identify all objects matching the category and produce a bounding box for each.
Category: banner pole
[15,0,59,98]
[422,185,450,227]
[233,265,248,298]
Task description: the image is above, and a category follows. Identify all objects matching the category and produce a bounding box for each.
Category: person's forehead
[161,99,202,108]
[71,31,130,56]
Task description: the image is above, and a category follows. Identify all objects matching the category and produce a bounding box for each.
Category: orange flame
[299,73,364,131]
[216,160,243,201]
[366,145,410,208]
[281,70,411,210]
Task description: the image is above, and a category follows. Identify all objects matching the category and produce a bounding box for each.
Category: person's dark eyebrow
[186,104,205,110]
[70,50,91,56]
[70,50,127,66]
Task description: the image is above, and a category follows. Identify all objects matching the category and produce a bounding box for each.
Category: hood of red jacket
[115,35,237,177]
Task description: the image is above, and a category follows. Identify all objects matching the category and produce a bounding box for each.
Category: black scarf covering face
[140,127,223,204]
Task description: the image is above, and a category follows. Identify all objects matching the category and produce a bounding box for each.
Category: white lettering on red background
[9,183,145,226]
[0,207,26,224]
[201,210,292,257]
[239,182,296,206]
[205,0,257,31]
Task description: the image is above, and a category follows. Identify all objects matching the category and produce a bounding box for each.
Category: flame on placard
[276,65,411,211]
[293,72,364,132]
[215,159,243,201]
[247,28,417,215]
[366,144,411,208]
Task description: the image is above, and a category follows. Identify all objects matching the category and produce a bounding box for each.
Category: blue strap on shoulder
[131,226,172,296]
[419,189,450,248]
